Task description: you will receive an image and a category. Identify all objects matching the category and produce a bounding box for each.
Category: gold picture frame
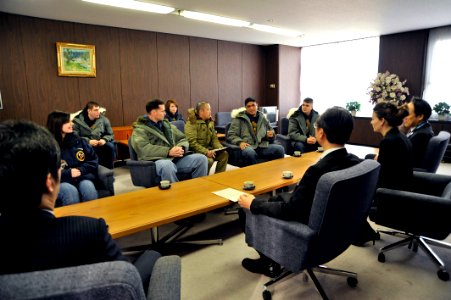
[56,42,96,77]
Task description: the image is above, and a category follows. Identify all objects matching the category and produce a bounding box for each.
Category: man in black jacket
[238,106,361,277]
[403,97,434,168]
[0,120,159,293]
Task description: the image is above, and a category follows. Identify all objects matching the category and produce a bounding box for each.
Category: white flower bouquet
[368,71,410,105]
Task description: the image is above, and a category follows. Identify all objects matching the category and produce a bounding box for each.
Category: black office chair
[215,112,232,134]
[245,159,381,299]
[415,131,450,173]
[275,117,293,155]
[171,120,185,133]
[371,171,451,281]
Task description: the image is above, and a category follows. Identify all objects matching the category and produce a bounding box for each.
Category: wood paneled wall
[378,30,429,99]
[0,13,266,126]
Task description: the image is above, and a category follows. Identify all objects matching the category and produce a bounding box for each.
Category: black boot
[352,221,380,247]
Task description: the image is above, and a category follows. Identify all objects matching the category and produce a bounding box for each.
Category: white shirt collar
[320,146,345,159]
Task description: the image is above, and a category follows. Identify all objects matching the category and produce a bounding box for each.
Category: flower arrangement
[368,71,410,105]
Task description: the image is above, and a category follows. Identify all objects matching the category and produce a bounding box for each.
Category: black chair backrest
[128,137,138,160]
[280,117,289,135]
[215,112,232,127]
[422,131,450,173]
[171,120,185,133]
[308,159,380,265]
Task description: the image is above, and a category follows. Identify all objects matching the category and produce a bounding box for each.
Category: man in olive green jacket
[131,99,208,182]
[185,102,228,173]
[227,97,284,166]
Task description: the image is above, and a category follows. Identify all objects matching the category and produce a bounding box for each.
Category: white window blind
[300,37,379,117]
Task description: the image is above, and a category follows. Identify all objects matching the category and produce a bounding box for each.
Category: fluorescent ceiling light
[82,0,175,14]
[179,10,250,27]
[249,23,302,37]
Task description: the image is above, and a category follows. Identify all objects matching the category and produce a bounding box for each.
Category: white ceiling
[1,0,451,47]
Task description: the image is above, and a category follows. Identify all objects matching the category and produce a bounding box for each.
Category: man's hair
[410,97,432,121]
[303,97,313,104]
[46,111,70,147]
[244,97,256,106]
[0,120,60,215]
[373,101,409,127]
[146,99,165,113]
[315,106,353,144]
[85,101,100,110]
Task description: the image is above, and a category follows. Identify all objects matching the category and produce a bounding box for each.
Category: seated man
[288,97,320,153]
[227,97,284,166]
[238,106,361,277]
[0,120,162,293]
[185,102,229,174]
[131,99,208,182]
[73,101,116,169]
[402,97,435,168]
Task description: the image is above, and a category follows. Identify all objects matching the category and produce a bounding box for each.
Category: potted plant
[433,102,450,121]
[346,101,361,116]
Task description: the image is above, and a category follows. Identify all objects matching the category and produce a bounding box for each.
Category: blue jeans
[155,154,208,183]
[241,144,285,165]
[58,180,98,206]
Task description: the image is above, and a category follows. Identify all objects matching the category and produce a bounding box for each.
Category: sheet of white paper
[213,188,247,202]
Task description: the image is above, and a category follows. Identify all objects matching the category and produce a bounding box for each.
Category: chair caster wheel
[347,277,358,287]
[437,269,449,281]
[378,253,385,263]
[262,289,272,300]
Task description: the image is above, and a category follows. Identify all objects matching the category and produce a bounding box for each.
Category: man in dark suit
[403,97,434,168]
[0,120,159,294]
[238,106,361,277]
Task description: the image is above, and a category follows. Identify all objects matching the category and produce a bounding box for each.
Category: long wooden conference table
[55,145,377,240]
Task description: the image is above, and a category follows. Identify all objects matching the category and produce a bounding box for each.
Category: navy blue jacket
[60,133,98,183]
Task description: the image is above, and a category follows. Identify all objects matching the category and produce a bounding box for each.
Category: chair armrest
[97,165,115,196]
[410,171,451,196]
[147,256,181,300]
[244,210,316,272]
[220,141,240,150]
[374,188,451,239]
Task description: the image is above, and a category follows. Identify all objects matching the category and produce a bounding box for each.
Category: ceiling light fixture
[179,10,250,27]
[82,0,175,14]
[249,23,302,37]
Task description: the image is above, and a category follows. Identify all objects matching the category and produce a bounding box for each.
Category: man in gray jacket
[131,99,208,182]
[227,97,284,166]
[73,101,115,169]
[288,97,320,153]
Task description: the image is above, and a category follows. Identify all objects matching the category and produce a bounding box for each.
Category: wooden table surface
[204,152,321,195]
[55,178,230,239]
[55,144,377,239]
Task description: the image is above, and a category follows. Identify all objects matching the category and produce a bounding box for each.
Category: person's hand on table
[238,193,255,209]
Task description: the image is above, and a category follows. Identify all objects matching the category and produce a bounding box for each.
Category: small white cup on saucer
[293,151,301,157]
[160,180,170,189]
[282,170,293,179]
[243,181,254,189]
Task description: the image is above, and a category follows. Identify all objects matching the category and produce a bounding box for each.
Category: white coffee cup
[243,181,254,188]
[160,180,170,188]
[317,147,324,152]
[293,151,301,157]
[282,170,293,178]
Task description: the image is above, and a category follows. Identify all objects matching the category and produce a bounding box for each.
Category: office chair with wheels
[415,131,450,173]
[371,171,451,281]
[171,120,185,133]
[215,112,232,134]
[245,159,380,300]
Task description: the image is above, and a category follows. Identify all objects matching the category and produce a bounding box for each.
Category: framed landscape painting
[56,42,96,77]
